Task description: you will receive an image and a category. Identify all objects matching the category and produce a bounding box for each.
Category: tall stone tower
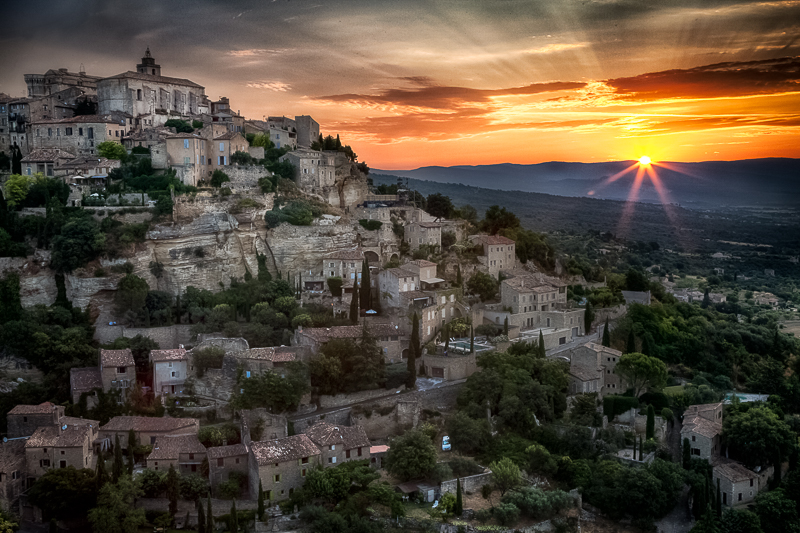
[136,48,161,76]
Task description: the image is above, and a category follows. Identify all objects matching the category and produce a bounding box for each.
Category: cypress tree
[406,313,419,389]
[646,405,655,440]
[626,329,636,354]
[538,330,546,357]
[349,277,359,324]
[197,500,206,533]
[113,435,123,482]
[683,438,691,469]
[127,428,137,475]
[641,333,653,356]
[207,495,214,533]
[230,499,238,533]
[583,301,594,335]
[602,317,610,347]
[456,264,462,287]
[632,436,637,459]
[257,479,265,521]
[469,326,474,353]
[455,477,463,516]
[443,323,450,351]
[95,450,108,492]
[715,478,721,517]
[360,259,371,311]
[503,316,509,335]
[701,288,710,309]
[166,464,179,516]
[638,436,643,461]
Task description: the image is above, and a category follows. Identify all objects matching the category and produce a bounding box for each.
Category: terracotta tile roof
[300,324,402,343]
[150,349,188,363]
[474,234,515,245]
[20,148,76,163]
[32,115,122,125]
[503,276,556,293]
[26,425,91,448]
[148,434,206,461]
[100,416,198,433]
[239,347,299,363]
[101,71,203,89]
[251,434,320,465]
[70,367,102,392]
[25,427,58,448]
[370,445,389,454]
[384,268,417,280]
[682,415,722,439]
[0,440,26,469]
[100,348,135,368]
[8,402,57,415]
[714,460,758,483]
[166,133,204,139]
[56,156,119,169]
[207,443,248,460]
[304,422,370,450]
[416,222,442,228]
[325,248,365,261]
[213,131,239,140]
[61,416,100,429]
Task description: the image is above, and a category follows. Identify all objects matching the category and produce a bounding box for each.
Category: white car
[442,436,451,451]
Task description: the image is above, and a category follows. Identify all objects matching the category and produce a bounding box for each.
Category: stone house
[166,133,209,186]
[293,323,406,363]
[681,403,723,460]
[369,445,388,470]
[7,98,31,155]
[318,248,366,294]
[31,115,126,156]
[378,267,420,309]
[280,149,336,192]
[570,342,624,393]
[69,367,102,407]
[403,260,443,290]
[211,131,249,170]
[21,148,76,177]
[248,434,322,501]
[208,444,249,491]
[97,49,205,127]
[98,416,199,448]
[410,288,465,343]
[405,221,442,251]
[267,116,297,133]
[267,125,296,149]
[53,156,120,184]
[713,460,761,507]
[150,348,189,396]
[421,351,478,380]
[221,346,300,380]
[24,68,101,99]
[7,403,65,439]
[99,348,136,400]
[303,422,371,466]
[0,440,26,513]
[146,434,207,475]
[568,365,603,396]
[294,115,319,148]
[24,423,96,480]
[470,234,516,276]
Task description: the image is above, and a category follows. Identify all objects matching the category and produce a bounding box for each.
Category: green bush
[640,391,670,412]
[494,502,521,526]
[211,170,230,188]
[603,395,640,420]
[359,219,383,231]
[194,347,225,378]
[131,146,150,155]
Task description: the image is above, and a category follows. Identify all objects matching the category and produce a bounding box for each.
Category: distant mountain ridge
[375,158,800,207]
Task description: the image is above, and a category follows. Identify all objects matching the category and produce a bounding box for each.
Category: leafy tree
[97,141,127,160]
[625,268,650,292]
[234,361,310,412]
[426,193,454,220]
[602,317,611,347]
[386,428,437,481]
[87,476,147,533]
[3,174,30,208]
[446,412,492,455]
[166,465,180,516]
[326,277,343,298]
[50,217,105,272]
[180,474,209,502]
[251,133,270,148]
[626,329,636,354]
[646,404,655,440]
[467,271,499,301]
[138,469,166,497]
[211,169,230,188]
[723,405,795,470]
[752,489,800,533]
[164,119,193,133]
[720,508,763,533]
[490,457,522,496]
[114,274,149,322]
[28,467,97,521]
[615,352,667,397]
[481,205,520,235]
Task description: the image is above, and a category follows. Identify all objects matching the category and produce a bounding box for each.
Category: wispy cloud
[247,81,292,92]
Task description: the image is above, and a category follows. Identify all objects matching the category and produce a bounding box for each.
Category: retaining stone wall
[440,472,493,495]
[94,324,193,348]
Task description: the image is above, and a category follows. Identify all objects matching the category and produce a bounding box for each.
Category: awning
[422,278,445,284]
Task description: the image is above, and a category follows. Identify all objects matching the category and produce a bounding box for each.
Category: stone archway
[364,250,380,264]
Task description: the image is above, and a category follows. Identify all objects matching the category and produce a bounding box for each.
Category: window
[184,157,190,165]
[79,127,83,136]
[273,474,281,483]
[137,89,142,100]
[48,128,52,137]
[330,445,335,451]
[750,479,753,487]
[117,366,126,374]
[65,127,73,136]
[60,450,65,455]
[191,464,197,472]
[217,458,224,467]
[302,468,307,477]
[189,453,194,460]
[184,139,189,148]
[40,459,50,467]
[219,142,224,151]
[357,447,362,457]
[88,127,93,139]
[59,461,66,468]
[738,493,742,501]
[235,458,239,464]
[301,457,309,464]
[329,457,337,464]
[219,156,225,165]
[346,450,351,459]
[692,436,696,442]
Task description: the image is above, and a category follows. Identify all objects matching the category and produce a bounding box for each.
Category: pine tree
[683,438,691,469]
[349,277,359,324]
[626,329,636,354]
[646,404,655,440]
[455,477,463,516]
[113,435,123,482]
[470,326,474,353]
[166,464,180,516]
[456,264,462,287]
[230,499,238,533]
[207,495,214,533]
[632,436,637,459]
[197,500,206,533]
[602,317,611,347]
[443,323,450,351]
[360,259,371,311]
[406,313,419,389]
[127,428,137,475]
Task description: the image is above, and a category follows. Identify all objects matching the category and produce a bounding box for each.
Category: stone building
[25,68,101,98]
[221,346,300,379]
[24,422,96,479]
[210,131,249,170]
[470,234,516,276]
[318,248,366,294]
[403,260,443,290]
[248,434,322,501]
[97,49,206,127]
[146,434,207,475]
[568,366,603,395]
[293,324,406,363]
[165,132,208,186]
[208,444,249,492]
[303,422,371,466]
[681,403,723,461]
[21,148,75,177]
[69,367,102,406]
[267,125,296,149]
[31,115,126,156]
[420,350,477,380]
[53,156,120,183]
[569,342,624,394]
[150,348,189,396]
[7,403,65,439]
[294,115,319,148]
[280,149,336,191]
[405,221,442,251]
[6,98,31,154]
[98,416,199,447]
[378,267,420,309]
[99,348,136,400]
[0,440,26,513]
[713,460,762,508]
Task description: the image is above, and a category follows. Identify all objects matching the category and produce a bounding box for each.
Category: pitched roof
[56,156,119,169]
[148,434,206,460]
[251,434,320,465]
[325,248,365,261]
[474,234,515,245]
[150,349,188,363]
[714,461,758,483]
[213,131,240,140]
[300,323,402,343]
[384,268,417,279]
[503,275,556,293]
[0,440,26,469]
[8,402,58,415]
[70,367,102,392]
[582,342,624,357]
[569,366,602,382]
[20,148,76,163]
[304,421,370,450]
[207,443,248,460]
[32,114,122,125]
[26,425,91,448]
[682,415,722,439]
[101,71,203,89]
[100,416,198,433]
[239,347,298,363]
[100,348,135,368]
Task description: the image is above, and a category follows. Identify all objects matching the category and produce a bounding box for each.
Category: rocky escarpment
[0,250,57,307]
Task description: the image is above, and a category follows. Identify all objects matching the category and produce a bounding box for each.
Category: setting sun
[638,156,652,166]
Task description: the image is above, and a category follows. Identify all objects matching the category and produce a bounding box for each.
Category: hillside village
[0,51,799,533]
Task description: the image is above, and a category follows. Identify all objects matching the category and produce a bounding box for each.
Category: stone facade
[249,434,322,501]
[378,268,419,309]
[302,422,371,467]
[99,348,136,398]
[208,444,249,491]
[421,352,477,381]
[24,422,97,479]
[31,115,126,156]
[681,403,723,461]
[714,461,761,508]
[569,342,624,394]
[7,403,65,439]
[294,115,319,148]
[470,234,516,276]
[150,349,189,396]
[98,416,199,447]
[0,440,26,513]
[281,150,336,191]
[405,221,442,251]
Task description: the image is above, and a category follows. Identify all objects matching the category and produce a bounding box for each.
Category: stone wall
[224,165,270,188]
[94,324,193,348]
[318,386,404,410]
[0,251,57,308]
[266,223,361,276]
[440,472,493,495]
[615,408,668,441]
[172,192,274,221]
[194,336,250,354]
[290,407,353,434]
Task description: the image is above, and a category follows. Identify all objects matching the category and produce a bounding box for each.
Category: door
[572,327,578,337]
[431,367,444,378]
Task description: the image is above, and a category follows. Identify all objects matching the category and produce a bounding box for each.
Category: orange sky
[2,0,799,169]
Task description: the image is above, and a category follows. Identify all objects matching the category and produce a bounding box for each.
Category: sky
[1,0,799,169]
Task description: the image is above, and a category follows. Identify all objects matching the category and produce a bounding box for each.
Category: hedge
[603,395,640,420]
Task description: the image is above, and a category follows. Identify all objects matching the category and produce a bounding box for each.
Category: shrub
[603,395,640,420]
[94,268,106,277]
[481,484,492,499]
[194,347,225,378]
[211,170,230,188]
[449,456,483,478]
[494,502,521,526]
[359,219,382,231]
[220,187,232,197]
[131,146,150,155]
[326,277,343,298]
